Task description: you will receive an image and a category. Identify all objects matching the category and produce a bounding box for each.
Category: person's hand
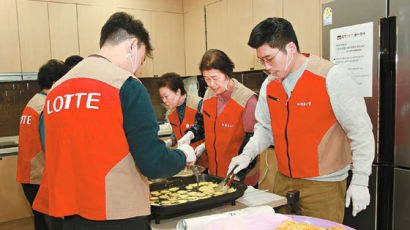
[345,184,370,216]
[163,138,172,147]
[177,131,194,147]
[194,143,206,157]
[227,154,252,175]
[177,144,196,166]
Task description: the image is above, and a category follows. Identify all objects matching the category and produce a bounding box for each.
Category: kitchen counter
[150,187,287,229]
[0,136,18,158]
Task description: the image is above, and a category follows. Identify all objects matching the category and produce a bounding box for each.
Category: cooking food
[275,220,346,230]
[150,181,236,206]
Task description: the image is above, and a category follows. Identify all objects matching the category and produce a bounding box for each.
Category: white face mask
[224,79,229,90]
[127,42,139,74]
[284,48,294,72]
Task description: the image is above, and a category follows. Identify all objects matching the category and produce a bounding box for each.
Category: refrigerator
[322,0,410,229]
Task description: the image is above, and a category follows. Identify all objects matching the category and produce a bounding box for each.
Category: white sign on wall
[330,22,373,97]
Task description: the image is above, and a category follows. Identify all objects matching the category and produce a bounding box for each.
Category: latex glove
[345,184,370,216]
[177,131,194,147]
[177,144,196,166]
[163,138,173,147]
[227,154,252,175]
[194,143,206,157]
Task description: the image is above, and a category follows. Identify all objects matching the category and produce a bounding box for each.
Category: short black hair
[158,72,186,95]
[199,49,235,77]
[100,12,153,57]
[37,59,70,90]
[64,55,83,69]
[248,17,300,52]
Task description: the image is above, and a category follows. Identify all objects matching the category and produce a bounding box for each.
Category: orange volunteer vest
[16,93,46,184]
[168,94,207,167]
[203,80,256,180]
[266,55,352,178]
[33,56,150,220]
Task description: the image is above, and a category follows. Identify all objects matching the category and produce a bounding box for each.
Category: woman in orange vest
[158,72,208,168]
[17,59,69,230]
[179,49,259,186]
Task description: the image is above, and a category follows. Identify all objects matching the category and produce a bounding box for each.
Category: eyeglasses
[257,49,281,66]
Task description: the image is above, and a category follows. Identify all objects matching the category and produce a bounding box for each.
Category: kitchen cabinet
[17,0,51,72]
[121,8,154,78]
[205,0,262,72]
[184,7,206,76]
[252,0,283,70]
[0,155,32,222]
[258,148,277,193]
[226,0,254,72]
[283,0,321,56]
[117,0,183,13]
[48,2,80,61]
[0,0,21,72]
[77,5,114,58]
[205,0,228,53]
[151,12,185,76]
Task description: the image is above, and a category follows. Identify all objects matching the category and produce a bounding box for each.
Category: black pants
[21,183,63,230]
[21,183,48,230]
[63,215,151,230]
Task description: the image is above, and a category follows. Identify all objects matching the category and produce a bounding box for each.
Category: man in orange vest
[228,18,375,223]
[17,59,69,230]
[33,12,196,229]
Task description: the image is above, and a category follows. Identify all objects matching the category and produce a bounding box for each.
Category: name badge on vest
[221,123,234,128]
[296,101,312,107]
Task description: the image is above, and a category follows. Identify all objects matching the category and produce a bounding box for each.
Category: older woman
[158,72,208,168]
[180,49,259,186]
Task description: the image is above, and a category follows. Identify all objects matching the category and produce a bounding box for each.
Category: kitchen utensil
[223,172,237,193]
[215,165,238,192]
[190,165,200,189]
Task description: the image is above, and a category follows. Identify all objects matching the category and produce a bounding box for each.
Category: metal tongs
[190,165,201,189]
[214,165,238,193]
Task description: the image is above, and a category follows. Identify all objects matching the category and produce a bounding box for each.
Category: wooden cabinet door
[17,0,51,72]
[48,2,80,61]
[151,12,185,76]
[252,0,283,70]
[284,0,321,56]
[77,5,114,58]
[205,0,228,52]
[227,0,254,72]
[0,0,21,72]
[0,156,32,222]
[184,7,206,76]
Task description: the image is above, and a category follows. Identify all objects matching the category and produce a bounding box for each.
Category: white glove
[194,143,206,157]
[345,184,370,216]
[177,144,196,166]
[163,138,173,147]
[177,131,194,147]
[227,154,252,175]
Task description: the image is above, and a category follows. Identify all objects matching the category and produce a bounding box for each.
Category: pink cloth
[216,87,257,133]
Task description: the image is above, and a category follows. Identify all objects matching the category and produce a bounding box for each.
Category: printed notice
[330,22,373,97]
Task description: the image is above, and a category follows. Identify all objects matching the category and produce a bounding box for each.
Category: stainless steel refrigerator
[322,0,410,229]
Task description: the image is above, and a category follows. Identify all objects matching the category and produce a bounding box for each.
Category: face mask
[224,79,229,90]
[284,49,294,72]
[127,42,139,74]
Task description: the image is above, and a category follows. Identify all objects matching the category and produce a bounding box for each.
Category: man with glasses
[227,17,374,223]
